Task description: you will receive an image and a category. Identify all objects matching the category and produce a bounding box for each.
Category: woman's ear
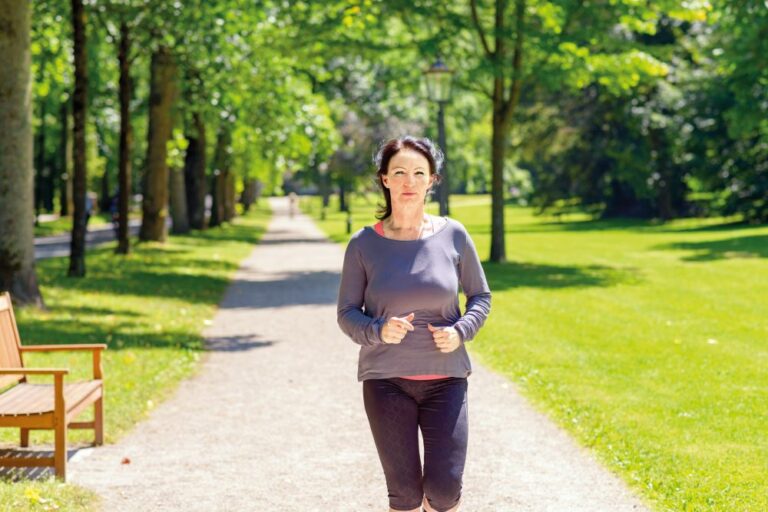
[381,175,389,188]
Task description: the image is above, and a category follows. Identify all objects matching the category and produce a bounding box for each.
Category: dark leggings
[363,377,468,512]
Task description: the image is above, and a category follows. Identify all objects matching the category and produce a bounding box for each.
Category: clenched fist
[381,313,415,344]
[428,323,461,353]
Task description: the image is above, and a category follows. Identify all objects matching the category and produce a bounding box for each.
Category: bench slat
[0,382,102,416]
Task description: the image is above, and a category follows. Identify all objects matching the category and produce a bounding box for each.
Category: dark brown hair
[373,136,444,220]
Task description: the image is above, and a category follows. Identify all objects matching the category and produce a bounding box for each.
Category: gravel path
[69,197,650,511]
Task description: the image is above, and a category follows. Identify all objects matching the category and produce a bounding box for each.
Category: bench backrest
[0,292,24,388]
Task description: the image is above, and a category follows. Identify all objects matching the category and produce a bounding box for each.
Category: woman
[337,136,492,512]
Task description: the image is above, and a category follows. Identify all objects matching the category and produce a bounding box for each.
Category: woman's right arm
[337,238,386,346]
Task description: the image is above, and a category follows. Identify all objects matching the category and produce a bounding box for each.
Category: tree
[0,0,44,306]
[139,45,178,241]
[68,0,88,277]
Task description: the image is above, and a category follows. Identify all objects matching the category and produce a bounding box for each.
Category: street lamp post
[424,59,454,216]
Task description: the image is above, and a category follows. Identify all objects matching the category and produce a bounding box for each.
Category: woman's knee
[422,470,462,512]
[386,475,423,512]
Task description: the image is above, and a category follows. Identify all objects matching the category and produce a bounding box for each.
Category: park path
[69,197,650,512]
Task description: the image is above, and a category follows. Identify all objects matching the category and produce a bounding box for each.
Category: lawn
[302,193,768,512]
[1,204,271,510]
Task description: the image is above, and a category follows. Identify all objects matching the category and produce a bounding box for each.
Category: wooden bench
[0,291,105,480]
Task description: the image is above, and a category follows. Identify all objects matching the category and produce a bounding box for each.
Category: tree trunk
[68,0,88,277]
[209,173,225,227]
[209,125,230,228]
[116,21,132,254]
[338,179,348,212]
[490,110,507,263]
[35,98,46,218]
[184,112,206,229]
[139,45,177,242]
[0,0,43,306]
[59,98,72,217]
[240,178,257,213]
[224,170,236,221]
[36,92,55,213]
[320,172,331,208]
[99,162,110,212]
[169,165,189,233]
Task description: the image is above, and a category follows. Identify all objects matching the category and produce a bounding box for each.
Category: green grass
[0,480,98,512]
[1,204,271,508]
[303,194,768,512]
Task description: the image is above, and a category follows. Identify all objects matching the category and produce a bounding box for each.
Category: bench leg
[20,428,29,447]
[54,420,67,481]
[94,397,104,446]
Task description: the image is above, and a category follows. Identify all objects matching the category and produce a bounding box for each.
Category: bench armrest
[20,344,107,352]
[19,344,106,380]
[0,368,69,375]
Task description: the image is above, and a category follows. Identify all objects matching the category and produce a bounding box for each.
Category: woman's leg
[422,496,460,512]
[419,378,468,512]
[364,379,424,511]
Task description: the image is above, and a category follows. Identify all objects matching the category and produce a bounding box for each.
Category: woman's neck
[386,207,427,231]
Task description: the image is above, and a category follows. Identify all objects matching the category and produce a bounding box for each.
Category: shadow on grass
[478,216,760,235]
[18,317,206,351]
[35,243,239,304]
[653,234,768,261]
[47,270,232,304]
[484,261,641,290]
[463,218,641,235]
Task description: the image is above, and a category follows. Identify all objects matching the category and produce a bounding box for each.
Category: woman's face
[381,149,435,207]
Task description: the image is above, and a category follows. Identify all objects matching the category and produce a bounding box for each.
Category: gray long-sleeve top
[337,218,492,381]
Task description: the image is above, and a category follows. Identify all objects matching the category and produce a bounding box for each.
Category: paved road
[34,220,140,260]
[69,197,650,511]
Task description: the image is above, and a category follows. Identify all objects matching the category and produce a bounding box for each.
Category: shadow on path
[222,270,341,308]
[0,447,88,482]
[205,335,275,352]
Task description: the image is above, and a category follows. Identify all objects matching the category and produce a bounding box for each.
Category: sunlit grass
[304,193,768,512]
[1,204,271,507]
[0,480,98,512]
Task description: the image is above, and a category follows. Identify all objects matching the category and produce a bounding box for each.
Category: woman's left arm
[453,228,492,342]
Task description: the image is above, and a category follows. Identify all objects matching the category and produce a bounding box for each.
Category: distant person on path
[288,191,298,218]
[108,193,119,237]
[84,193,94,229]
[337,136,491,512]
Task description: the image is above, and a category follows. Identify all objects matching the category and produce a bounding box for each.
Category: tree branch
[470,0,494,59]
[455,75,493,100]
[503,0,526,125]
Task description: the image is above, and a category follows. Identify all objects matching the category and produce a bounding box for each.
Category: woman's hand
[428,324,462,353]
[381,313,415,344]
